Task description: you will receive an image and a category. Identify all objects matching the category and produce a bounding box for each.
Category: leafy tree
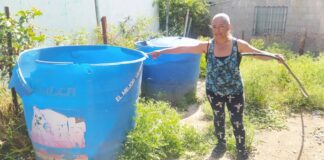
[156,0,211,37]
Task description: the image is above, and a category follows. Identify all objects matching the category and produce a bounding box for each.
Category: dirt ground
[181,80,324,160]
[181,104,324,160]
[252,112,324,160]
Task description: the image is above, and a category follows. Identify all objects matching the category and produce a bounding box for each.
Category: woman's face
[210,18,231,39]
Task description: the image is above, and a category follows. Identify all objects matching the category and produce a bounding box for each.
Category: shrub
[0,8,45,80]
[53,17,161,49]
[265,42,295,59]
[119,99,209,159]
[95,17,161,49]
[250,38,265,50]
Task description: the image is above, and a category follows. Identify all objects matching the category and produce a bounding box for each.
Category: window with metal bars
[253,6,288,36]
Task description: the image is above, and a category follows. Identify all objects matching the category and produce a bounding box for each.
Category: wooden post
[241,31,245,40]
[5,6,19,114]
[101,16,108,44]
[298,30,307,55]
[94,0,100,26]
[165,0,170,36]
[186,17,192,37]
[183,9,190,37]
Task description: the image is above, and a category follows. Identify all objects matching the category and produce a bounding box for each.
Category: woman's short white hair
[212,13,231,25]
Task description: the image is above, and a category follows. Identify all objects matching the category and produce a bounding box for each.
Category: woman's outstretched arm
[237,39,285,63]
[150,41,209,59]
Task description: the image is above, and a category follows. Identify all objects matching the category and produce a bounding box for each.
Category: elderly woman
[150,13,284,160]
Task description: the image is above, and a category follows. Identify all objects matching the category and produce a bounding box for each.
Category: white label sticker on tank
[31,106,86,148]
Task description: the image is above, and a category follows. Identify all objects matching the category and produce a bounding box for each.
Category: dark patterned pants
[206,90,246,152]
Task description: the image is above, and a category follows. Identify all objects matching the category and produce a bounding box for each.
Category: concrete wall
[0,0,159,45]
[209,0,324,53]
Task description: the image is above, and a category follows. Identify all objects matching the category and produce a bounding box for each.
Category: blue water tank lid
[146,37,200,48]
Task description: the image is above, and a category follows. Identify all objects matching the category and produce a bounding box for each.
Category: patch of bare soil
[252,112,324,160]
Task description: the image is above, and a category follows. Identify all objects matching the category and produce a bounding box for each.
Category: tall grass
[240,40,324,128]
[0,85,33,159]
[241,54,324,111]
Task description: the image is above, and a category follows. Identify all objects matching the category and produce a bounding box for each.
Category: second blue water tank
[136,37,201,106]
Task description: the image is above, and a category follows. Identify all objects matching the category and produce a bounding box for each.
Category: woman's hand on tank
[149,51,161,60]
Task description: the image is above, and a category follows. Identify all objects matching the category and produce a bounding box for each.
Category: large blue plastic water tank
[9,45,146,160]
[135,37,201,106]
